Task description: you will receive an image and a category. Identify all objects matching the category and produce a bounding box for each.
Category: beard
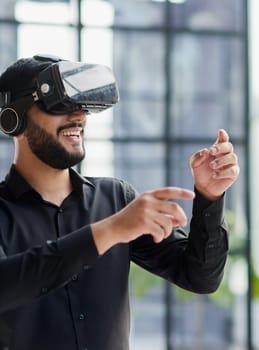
[24,118,85,169]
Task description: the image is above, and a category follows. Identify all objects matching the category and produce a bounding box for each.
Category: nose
[67,110,86,123]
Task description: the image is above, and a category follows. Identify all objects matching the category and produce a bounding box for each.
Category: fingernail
[210,160,218,169]
[210,146,217,155]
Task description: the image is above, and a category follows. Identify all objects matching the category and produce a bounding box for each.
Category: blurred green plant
[129,209,259,305]
[129,262,163,297]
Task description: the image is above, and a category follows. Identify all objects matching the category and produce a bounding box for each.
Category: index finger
[151,187,195,201]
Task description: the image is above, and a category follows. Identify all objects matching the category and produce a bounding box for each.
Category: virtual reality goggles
[0,54,119,135]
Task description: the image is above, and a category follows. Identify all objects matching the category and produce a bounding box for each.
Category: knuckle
[230,166,238,177]
[229,143,234,153]
[234,165,240,177]
[137,214,148,227]
[139,193,150,207]
[170,202,179,212]
[232,153,238,163]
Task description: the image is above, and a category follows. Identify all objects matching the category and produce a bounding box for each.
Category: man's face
[24,104,86,169]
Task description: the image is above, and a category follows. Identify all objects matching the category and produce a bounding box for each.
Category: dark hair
[0,57,51,102]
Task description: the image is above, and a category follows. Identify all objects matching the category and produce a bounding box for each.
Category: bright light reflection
[15,1,71,24]
[138,0,186,3]
[251,0,259,100]
[81,0,114,26]
[228,260,248,295]
[17,25,77,60]
[250,0,259,276]
[83,141,114,177]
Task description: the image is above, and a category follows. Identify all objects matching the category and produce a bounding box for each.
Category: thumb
[215,129,229,144]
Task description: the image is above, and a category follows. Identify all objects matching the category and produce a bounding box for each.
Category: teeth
[63,130,81,137]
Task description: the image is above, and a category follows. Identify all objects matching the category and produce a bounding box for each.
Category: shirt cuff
[192,187,226,241]
[57,226,100,272]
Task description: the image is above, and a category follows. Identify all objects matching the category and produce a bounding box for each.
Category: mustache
[57,122,84,135]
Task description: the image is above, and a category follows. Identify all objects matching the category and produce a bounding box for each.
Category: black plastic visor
[0,60,119,116]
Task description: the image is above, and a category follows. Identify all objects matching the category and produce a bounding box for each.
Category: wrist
[91,217,120,255]
[195,186,222,202]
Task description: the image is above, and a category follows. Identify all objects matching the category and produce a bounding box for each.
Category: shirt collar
[5,165,33,199]
[69,168,95,210]
[5,164,95,202]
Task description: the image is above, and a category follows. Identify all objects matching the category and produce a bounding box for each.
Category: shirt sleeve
[0,226,99,312]
[130,187,228,294]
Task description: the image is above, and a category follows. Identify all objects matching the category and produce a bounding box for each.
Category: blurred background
[0,0,258,349]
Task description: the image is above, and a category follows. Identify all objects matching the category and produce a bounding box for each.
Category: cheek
[28,108,61,131]
[39,119,61,136]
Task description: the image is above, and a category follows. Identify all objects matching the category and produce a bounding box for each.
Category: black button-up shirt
[0,165,228,350]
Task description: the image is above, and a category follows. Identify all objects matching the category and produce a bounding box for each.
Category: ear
[15,129,26,140]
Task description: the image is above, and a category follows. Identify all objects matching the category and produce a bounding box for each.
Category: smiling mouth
[58,122,84,138]
[62,129,82,138]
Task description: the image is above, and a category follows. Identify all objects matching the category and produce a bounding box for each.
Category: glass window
[81,0,115,27]
[81,140,114,177]
[15,0,75,25]
[81,27,114,66]
[0,137,14,180]
[171,255,248,349]
[107,0,166,28]
[170,0,245,31]
[114,142,166,192]
[129,273,165,350]
[17,24,77,59]
[0,0,16,19]
[113,31,166,138]
[0,23,18,70]
[170,35,245,138]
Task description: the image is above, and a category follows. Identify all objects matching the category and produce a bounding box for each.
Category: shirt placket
[56,205,89,350]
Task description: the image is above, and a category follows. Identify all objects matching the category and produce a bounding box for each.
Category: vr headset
[0,54,119,136]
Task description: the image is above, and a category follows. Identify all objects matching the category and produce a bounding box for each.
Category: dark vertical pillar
[164,1,174,349]
[244,0,252,349]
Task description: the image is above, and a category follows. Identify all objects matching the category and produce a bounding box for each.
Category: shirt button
[208,243,216,248]
[41,287,48,294]
[205,213,211,217]
[58,208,63,213]
[79,313,85,320]
[72,274,78,281]
[83,265,89,271]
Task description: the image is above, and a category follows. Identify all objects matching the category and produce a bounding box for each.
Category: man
[0,55,239,350]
